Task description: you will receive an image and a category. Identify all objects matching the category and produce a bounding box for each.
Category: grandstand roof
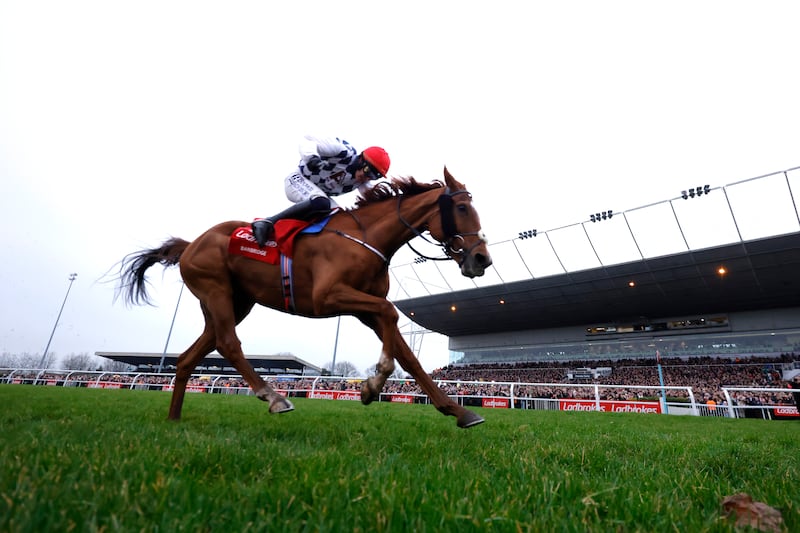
[95,351,323,375]
[393,232,800,337]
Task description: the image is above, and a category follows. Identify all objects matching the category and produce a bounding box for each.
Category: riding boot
[252,196,332,247]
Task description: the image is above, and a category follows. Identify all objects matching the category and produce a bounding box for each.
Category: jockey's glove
[306,156,323,172]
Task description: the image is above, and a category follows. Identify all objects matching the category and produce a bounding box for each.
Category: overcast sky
[1,1,798,374]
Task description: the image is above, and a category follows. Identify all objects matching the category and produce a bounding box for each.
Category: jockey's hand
[306,156,323,172]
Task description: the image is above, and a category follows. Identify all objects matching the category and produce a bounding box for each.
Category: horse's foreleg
[387,327,484,428]
[355,314,395,404]
[366,303,483,428]
[170,327,216,420]
[362,349,395,404]
[318,287,482,427]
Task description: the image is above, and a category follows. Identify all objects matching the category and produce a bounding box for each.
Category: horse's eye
[457,204,468,213]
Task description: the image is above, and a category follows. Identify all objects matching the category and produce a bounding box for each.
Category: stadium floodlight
[414,256,427,264]
[590,210,613,223]
[681,185,711,199]
[518,229,537,239]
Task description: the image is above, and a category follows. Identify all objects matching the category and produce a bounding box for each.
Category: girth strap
[280,254,295,312]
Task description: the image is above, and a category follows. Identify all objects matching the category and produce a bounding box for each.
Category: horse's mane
[353,177,444,209]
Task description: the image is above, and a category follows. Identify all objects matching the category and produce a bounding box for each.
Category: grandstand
[95,351,323,375]
[390,166,800,370]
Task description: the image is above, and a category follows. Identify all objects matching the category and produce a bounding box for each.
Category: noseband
[401,187,484,266]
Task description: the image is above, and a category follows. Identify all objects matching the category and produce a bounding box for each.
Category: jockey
[252,135,391,247]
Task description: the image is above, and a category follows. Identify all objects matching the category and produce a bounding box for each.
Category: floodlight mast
[39,273,78,369]
[158,282,185,373]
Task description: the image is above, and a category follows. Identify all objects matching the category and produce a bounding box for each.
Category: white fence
[2,368,798,420]
[721,386,800,420]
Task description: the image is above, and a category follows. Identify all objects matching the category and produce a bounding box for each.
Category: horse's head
[428,167,492,278]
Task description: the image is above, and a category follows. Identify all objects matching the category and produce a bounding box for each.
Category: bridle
[328,185,485,267]
[399,187,485,266]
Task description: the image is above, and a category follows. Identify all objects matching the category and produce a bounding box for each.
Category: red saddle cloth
[228,219,311,264]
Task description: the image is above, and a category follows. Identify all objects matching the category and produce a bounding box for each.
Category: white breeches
[284,172,340,208]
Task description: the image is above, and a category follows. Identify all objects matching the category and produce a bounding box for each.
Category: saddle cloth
[228,215,333,264]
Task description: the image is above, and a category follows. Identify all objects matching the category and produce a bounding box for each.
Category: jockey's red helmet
[362,146,391,177]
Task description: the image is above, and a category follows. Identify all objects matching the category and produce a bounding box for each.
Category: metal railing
[4,368,797,419]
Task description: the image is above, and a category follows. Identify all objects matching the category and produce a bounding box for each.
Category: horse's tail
[116,237,191,306]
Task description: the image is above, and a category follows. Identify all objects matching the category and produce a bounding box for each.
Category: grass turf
[1,385,797,532]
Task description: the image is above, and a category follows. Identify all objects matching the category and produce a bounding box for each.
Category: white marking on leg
[377,350,394,377]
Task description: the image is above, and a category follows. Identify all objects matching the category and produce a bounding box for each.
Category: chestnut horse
[117,167,492,428]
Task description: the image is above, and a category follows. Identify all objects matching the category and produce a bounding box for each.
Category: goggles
[362,164,384,180]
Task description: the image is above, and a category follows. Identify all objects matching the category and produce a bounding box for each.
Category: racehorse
[116,167,492,428]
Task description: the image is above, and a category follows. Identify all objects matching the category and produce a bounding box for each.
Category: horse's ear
[443,166,463,190]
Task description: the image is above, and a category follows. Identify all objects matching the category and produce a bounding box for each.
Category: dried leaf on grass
[721,493,784,533]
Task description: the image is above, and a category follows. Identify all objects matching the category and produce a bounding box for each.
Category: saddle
[228,214,334,265]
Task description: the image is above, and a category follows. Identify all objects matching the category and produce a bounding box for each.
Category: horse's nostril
[477,254,492,268]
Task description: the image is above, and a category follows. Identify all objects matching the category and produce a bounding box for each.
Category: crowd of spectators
[429,354,799,406]
[4,354,799,410]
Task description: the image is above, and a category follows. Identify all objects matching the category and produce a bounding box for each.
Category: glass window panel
[481,240,533,283]
[433,261,477,292]
[624,202,689,258]
[583,215,643,265]
[672,191,740,249]
[546,224,602,272]
[471,263,504,287]
[725,171,800,240]
[512,234,567,278]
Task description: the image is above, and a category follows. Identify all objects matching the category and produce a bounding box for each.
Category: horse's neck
[348,191,439,256]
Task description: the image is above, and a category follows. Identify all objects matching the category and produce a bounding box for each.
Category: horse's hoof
[457,411,485,428]
[360,382,378,405]
[270,398,294,414]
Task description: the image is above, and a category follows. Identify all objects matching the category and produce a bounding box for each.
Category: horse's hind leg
[220,342,294,414]
[169,326,216,420]
[207,294,294,414]
[226,351,294,414]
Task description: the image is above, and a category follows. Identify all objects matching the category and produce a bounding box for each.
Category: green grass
[1,385,797,532]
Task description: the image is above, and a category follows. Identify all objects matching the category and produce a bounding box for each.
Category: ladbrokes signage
[308,390,361,401]
[482,397,510,408]
[773,406,799,417]
[559,399,662,414]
